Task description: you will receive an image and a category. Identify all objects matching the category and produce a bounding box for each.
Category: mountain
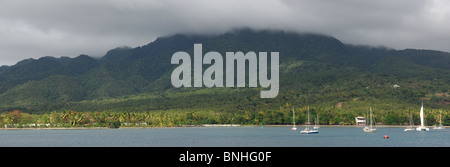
[0,29,449,116]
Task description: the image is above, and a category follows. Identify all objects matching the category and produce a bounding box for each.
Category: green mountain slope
[0,29,448,120]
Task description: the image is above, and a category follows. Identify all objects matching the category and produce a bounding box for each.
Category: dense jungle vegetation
[0,29,449,128]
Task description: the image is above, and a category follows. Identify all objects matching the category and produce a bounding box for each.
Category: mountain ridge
[0,29,449,115]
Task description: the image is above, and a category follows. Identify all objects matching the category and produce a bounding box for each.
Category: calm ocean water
[0,127,449,147]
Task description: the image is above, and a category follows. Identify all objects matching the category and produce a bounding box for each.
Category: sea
[0,127,449,147]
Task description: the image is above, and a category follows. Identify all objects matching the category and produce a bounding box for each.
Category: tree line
[1,104,448,128]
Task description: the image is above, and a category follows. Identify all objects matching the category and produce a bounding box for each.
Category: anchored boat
[416,103,429,131]
[301,106,319,134]
[404,111,415,132]
[291,107,297,131]
[433,110,445,130]
[363,107,377,133]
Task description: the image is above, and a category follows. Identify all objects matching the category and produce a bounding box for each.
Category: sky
[0,0,449,65]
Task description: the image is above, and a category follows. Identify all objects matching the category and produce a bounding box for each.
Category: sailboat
[404,111,415,131]
[363,107,377,133]
[416,103,429,131]
[291,107,297,130]
[313,114,320,129]
[433,110,445,130]
[301,106,319,134]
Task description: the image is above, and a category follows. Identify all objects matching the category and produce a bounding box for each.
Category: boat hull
[404,128,415,132]
[363,129,377,133]
[363,127,376,133]
[300,129,319,134]
[416,126,429,131]
[433,126,445,130]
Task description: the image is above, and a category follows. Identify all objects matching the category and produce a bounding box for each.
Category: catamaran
[363,107,377,133]
[301,106,319,134]
[433,110,445,130]
[291,107,297,130]
[404,111,415,131]
[416,103,429,131]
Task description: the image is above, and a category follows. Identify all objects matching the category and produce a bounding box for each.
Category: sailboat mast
[366,111,369,126]
[370,107,373,129]
[316,114,319,126]
[292,107,295,128]
[420,103,424,127]
[307,106,310,128]
[410,111,413,127]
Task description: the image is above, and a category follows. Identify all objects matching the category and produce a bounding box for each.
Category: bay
[0,127,449,147]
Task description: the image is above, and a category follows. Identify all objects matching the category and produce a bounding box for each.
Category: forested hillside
[0,29,449,127]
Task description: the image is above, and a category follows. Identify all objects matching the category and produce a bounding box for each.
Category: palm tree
[244,111,251,124]
[61,111,70,123]
[49,111,61,125]
[4,115,14,127]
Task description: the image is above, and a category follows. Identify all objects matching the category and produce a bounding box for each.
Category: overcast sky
[0,0,449,65]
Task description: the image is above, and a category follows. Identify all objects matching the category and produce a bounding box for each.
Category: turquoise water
[0,127,449,147]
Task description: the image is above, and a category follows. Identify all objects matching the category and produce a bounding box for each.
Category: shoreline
[1,124,447,130]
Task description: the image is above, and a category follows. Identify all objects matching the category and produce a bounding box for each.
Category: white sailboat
[363,107,377,133]
[416,103,429,131]
[313,114,320,129]
[404,111,415,131]
[291,107,297,130]
[433,110,445,130]
[301,106,319,134]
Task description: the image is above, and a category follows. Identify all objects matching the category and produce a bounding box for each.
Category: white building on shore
[355,116,366,126]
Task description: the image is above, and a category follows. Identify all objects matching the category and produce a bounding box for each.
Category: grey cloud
[0,0,449,65]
